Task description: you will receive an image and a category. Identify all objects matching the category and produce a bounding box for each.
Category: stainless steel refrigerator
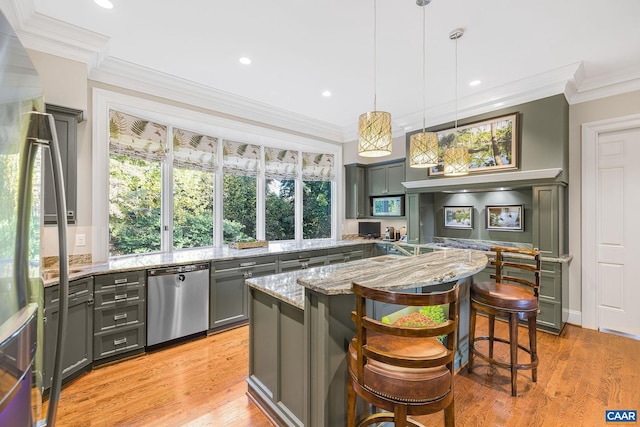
[0,9,70,427]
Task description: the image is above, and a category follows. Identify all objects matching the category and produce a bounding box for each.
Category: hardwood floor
[49,320,639,426]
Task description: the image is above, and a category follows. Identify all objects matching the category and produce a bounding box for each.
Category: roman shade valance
[223,140,260,176]
[302,152,334,180]
[173,128,218,171]
[264,148,298,179]
[109,109,167,161]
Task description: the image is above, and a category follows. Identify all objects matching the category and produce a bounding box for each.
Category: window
[302,152,334,239]
[108,110,166,256]
[265,148,297,241]
[222,140,259,243]
[172,128,217,249]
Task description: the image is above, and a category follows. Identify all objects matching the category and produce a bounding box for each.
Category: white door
[583,116,640,337]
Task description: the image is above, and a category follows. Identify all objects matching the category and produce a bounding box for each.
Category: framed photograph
[444,206,474,229]
[486,205,523,231]
[429,113,518,176]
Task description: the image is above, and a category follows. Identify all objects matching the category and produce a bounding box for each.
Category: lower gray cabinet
[326,245,364,264]
[93,270,146,363]
[210,256,277,331]
[43,277,94,390]
[279,250,327,272]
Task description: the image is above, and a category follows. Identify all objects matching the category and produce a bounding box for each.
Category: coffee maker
[384,226,395,240]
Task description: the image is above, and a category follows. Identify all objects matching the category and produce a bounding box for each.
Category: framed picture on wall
[429,113,518,176]
[485,205,523,231]
[444,206,474,229]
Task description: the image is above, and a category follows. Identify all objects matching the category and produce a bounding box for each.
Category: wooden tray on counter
[228,240,268,250]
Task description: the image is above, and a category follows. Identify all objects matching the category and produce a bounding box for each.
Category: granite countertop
[245,249,488,309]
[41,239,373,287]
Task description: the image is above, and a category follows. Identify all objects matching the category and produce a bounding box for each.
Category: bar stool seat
[468,246,541,397]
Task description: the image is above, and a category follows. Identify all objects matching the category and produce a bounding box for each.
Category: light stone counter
[245,249,488,309]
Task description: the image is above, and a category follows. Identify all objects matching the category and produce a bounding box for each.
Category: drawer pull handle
[240,262,256,267]
[114,294,127,301]
[114,278,128,284]
[114,338,127,346]
[114,313,128,321]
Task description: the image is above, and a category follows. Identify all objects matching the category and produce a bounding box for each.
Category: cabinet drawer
[94,284,144,308]
[94,325,145,360]
[213,256,277,274]
[94,302,145,333]
[94,270,145,292]
[279,250,327,262]
[45,277,92,307]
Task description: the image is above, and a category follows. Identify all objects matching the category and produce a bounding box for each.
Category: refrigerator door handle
[24,111,69,427]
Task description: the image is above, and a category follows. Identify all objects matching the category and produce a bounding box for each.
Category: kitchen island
[245,248,487,427]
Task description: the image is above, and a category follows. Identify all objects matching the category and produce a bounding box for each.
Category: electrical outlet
[75,234,86,247]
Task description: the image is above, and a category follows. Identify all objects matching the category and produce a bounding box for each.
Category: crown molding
[90,57,344,144]
[566,66,640,105]
[402,168,563,191]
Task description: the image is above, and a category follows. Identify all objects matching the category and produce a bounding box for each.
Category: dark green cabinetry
[344,164,367,219]
[532,185,566,257]
[367,160,405,196]
[43,104,83,224]
[210,256,277,330]
[279,250,327,272]
[326,245,364,264]
[405,193,420,244]
[93,270,146,363]
[43,277,94,389]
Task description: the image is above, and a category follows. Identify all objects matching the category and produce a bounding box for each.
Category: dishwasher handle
[147,263,209,276]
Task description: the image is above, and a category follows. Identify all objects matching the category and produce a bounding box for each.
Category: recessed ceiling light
[94,0,114,9]
[493,102,505,107]
[469,80,481,87]
[239,57,252,65]
[322,90,332,97]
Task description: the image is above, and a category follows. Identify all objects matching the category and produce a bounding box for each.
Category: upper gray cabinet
[43,104,84,224]
[367,160,405,196]
[344,164,367,219]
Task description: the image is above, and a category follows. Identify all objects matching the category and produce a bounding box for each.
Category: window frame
[92,88,342,262]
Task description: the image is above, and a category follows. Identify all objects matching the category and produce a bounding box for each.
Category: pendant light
[358,0,392,157]
[443,28,470,176]
[409,0,438,169]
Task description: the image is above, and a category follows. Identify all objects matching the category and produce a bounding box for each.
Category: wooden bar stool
[468,246,541,396]
[347,282,460,427]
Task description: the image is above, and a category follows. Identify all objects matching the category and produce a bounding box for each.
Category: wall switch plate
[76,233,86,247]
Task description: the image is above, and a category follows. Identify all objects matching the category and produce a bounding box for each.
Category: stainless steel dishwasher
[147,263,210,346]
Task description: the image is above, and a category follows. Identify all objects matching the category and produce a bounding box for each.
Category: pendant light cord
[373,0,378,111]
[454,33,458,132]
[421,5,426,132]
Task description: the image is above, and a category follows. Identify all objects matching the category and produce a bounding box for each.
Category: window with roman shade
[302,152,334,181]
[109,109,167,160]
[173,128,218,171]
[264,148,298,179]
[223,140,260,175]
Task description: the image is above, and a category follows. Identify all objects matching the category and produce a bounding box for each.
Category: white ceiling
[3,0,640,143]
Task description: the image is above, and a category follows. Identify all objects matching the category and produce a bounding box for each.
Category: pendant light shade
[444,27,469,176]
[358,0,392,158]
[409,131,438,167]
[409,0,438,168]
[359,111,392,157]
[443,144,469,176]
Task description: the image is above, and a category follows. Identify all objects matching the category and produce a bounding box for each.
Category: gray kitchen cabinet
[405,193,420,244]
[367,160,406,196]
[532,185,566,258]
[326,244,364,264]
[93,270,146,363]
[210,256,277,331]
[43,277,94,390]
[43,104,83,224]
[278,249,327,272]
[344,163,367,218]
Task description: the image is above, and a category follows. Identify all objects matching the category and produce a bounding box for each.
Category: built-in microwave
[371,195,404,217]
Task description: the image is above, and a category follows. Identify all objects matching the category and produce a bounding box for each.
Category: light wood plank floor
[50,320,640,426]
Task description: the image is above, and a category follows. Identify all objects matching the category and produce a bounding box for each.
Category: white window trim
[92,88,342,262]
